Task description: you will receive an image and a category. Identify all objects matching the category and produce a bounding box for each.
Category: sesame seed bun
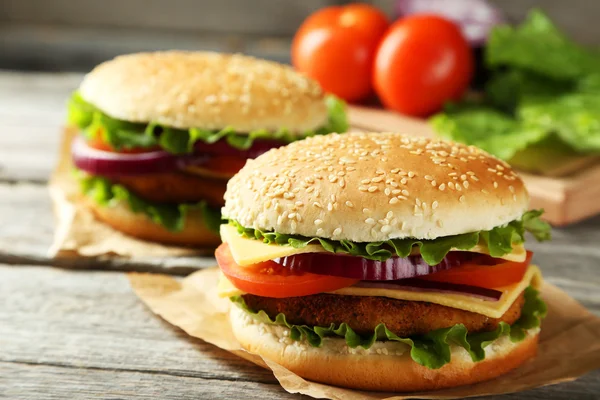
[223,132,529,241]
[79,51,329,134]
[82,198,221,247]
[230,305,540,392]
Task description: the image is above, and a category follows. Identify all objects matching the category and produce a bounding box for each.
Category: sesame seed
[456,184,462,192]
[461,174,467,180]
[439,183,446,191]
[327,203,333,211]
[333,228,342,236]
[339,179,346,188]
[425,175,433,181]
[381,225,392,233]
[459,195,465,202]
[384,188,391,196]
[314,219,323,225]
[389,197,399,204]
[471,176,480,181]
[372,176,383,183]
[493,182,498,189]
[386,211,394,219]
[376,170,385,175]
[316,228,324,235]
[288,212,296,219]
[398,195,408,200]
[295,201,304,207]
[361,179,371,184]
[359,186,368,192]
[363,208,371,214]
[509,185,515,193]
[408,171,415,178]
[365,218,375,225]
[291,221,297,230]
[345,201,354,207]
[401,178,408,185]
[448,182,455,190]
[481,189,489,194]
[368,186,378,193]
[431,180,437,187]
[432,201,439,209]
[463,181,469,189]
[313,202,322,208]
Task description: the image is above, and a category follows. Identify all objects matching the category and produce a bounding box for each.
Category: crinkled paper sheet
[129,267,600,399]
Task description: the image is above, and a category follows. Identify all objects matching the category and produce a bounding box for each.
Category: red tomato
[373,14,474,117]
[419,251,533,289]
[216,243,359,298]
[292,4,389,102]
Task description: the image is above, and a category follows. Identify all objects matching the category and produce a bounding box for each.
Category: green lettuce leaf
[431,10,600,162]
[430,106,549,161]
[231,286,546,370]
[487,9,600,80]
[229,210,550,265]
[67,91,347,153]
[78,173,222,233]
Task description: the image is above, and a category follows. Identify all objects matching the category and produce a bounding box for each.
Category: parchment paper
[48,128,214,261]
[129,268,600,399]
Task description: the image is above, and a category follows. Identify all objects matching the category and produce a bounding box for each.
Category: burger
[216,132,551,391]
[66,51,347,247]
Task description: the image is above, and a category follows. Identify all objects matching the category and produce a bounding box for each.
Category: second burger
[67,51,347,247]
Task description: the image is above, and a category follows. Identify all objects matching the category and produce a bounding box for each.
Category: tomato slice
[419,251,533,289]
[216,243,359,298]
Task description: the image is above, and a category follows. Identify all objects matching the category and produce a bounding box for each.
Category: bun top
[223,132,529,241]
[79,51,329,133]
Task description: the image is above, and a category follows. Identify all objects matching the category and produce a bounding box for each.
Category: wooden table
[1,71,599,399]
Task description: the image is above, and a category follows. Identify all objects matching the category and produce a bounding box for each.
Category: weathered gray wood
[0,266,274,382]
[1,265,599,400]
[0,363,301,400]
[0,71,78,182]
[0,183,215,273]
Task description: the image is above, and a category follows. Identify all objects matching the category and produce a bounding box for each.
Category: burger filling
[67,91,347,234]
[215,213,550,369]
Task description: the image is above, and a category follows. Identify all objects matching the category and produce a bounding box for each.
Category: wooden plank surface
[1,70,600,399]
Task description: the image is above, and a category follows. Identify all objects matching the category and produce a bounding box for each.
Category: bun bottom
[83,198,221,247]
[230,305,539,392]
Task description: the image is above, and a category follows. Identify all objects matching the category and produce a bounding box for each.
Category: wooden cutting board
[348,105,600,226]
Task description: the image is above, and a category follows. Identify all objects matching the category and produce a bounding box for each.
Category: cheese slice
[220,224,527,267]
[218,264,542,319]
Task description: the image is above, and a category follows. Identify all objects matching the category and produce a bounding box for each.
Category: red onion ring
[274,252,483,281]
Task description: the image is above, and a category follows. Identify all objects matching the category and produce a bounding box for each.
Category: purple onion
[395,0,504,46]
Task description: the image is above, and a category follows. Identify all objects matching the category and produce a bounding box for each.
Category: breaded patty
[241,292,525,337]
[112,172,226,206]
